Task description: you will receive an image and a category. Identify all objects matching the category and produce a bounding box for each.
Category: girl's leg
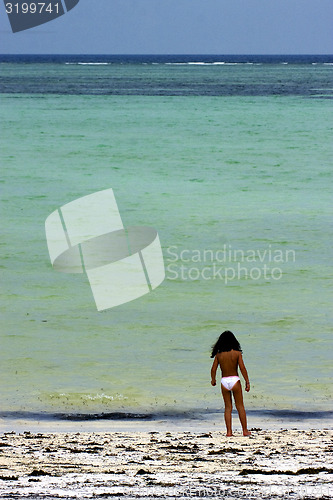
[221,384,233,436]
[232,382,251,436]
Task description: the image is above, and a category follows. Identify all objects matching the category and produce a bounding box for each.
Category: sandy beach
[0,427,332,499]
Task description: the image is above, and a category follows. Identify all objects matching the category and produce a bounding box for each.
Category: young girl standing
[210,331,251,436]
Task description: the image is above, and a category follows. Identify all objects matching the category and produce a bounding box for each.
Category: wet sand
[0,428,332,499]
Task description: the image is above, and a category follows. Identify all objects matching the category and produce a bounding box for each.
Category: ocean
[0,54,332,428]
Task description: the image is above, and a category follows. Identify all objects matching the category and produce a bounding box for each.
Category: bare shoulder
[212,354,219,367]
[237,351,246,365]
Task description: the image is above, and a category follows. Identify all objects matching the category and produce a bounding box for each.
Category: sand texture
[0,429,332,499]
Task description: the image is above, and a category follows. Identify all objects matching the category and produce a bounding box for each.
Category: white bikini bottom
[221,376,240,391]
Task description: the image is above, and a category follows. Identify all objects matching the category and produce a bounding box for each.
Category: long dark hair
[210,330,242,358]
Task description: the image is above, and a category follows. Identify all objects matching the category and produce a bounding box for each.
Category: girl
[210,330,251,437]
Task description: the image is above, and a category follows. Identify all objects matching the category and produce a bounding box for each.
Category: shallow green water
[1,61,332,418]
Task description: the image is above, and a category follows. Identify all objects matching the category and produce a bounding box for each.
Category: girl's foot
[226,432,233,437]
[243,430,251,436]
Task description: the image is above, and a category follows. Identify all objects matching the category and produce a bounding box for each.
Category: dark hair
[210,330,242,358]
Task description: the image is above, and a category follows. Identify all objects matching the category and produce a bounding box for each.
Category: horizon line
[1,52,333,57]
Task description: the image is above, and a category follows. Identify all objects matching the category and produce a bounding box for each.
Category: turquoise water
[0,57,332,421]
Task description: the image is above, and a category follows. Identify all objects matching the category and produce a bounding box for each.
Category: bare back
[216,350,241,377]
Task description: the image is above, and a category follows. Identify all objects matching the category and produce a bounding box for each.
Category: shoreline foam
[1,408,332,434]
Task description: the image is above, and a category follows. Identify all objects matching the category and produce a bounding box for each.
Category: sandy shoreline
[1,408,332,434]
[0,428,332,499]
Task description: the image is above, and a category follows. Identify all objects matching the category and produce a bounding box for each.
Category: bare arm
[238,353,250,392]
[210,356,218,386]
